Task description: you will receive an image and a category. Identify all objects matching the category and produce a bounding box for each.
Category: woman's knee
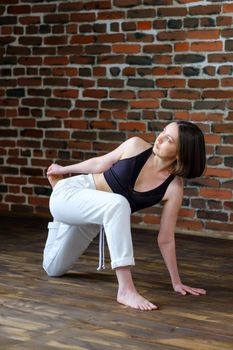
[104,194,131,220]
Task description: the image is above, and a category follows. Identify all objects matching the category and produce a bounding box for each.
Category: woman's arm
[158,178,206,296]
[47,136,146,176]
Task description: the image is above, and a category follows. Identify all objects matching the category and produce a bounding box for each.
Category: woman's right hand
[47,163,65,176]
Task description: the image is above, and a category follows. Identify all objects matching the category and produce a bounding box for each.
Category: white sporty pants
[43,174,135,276]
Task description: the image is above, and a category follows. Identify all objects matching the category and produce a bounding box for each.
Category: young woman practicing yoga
[43,120,206,311]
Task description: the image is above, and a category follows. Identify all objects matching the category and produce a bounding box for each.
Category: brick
[144,214,160,225]
[70,35,95,45]
[28,89,51,97]
[19,16,41,25]
[175,54,205,64]
[98,11,124,20]
[45,130,70,139]
[101,100,128,109]
[86,45,111,55]
[175,42,189,52]
[83,89,107,99]
[0,16,17,25]
[45,109,69,118]
[188,79,219,88]
[44,36,68,46]
[223,4,233,13]
[200,188,232,200]
[208,53,233,62]
[221,78,233,87]
[7,157,27,167]
[18,57,42,66]
[19,36,42,46]
[0,36,16,46]
[52,68,78,77]
[126,55,152,66]
[97,34,125,43]
[97,55,125,65]
[205,168,232,178]
[114,0,141,7]
[58,2,83,12]
[44,57,69,65]
[158,7,187,17]
[112,44,141,54]
[157,31,186,41]
[128,9,156,18]
[72,131,97,141]
[224,157,233,168]
[90,121,117,130]
[44,14,69,24]
[137,21,152,31]
[18,78,41,86]
[5,195,25,204]
[170,89,200,100]
[212,123,233,133]
[197,210,228,222]
[176,219,203,231]
[98,79,124,88]
[188,30,219,40]
[71,13,96,22]
[202,90,233,99]
[110,90,136,99]
[70,56,95,65]
[194,100,225,110]
[76,100,98,109]
[53,89,79,98]
[29,197,49,206]
[206,222,233,233]
[119,122,146,132]
[190,5,221,16]
[178,208,195,218]
[130,100,159,109]
[161,100,192,110]
[217,16,232,27]
[127,78,154,88]
[122,22,137,32]
[144,45,172,53]
[21,98,44,107]
[138,90,165,99]
[224,201,233,211]
[44,78,68,87]
[157,79,186,88]
[191,41,222,52]
[84,1,111,10]
[203,66,216,76]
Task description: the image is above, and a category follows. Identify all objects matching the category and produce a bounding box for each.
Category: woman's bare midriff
[92,173,113,193]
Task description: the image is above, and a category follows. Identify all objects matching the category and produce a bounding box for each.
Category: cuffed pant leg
[102,195,135,269]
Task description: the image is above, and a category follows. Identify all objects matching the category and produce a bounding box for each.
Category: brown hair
[171,121,206,179]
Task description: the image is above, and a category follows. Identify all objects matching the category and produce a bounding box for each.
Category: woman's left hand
[173,283,206,296]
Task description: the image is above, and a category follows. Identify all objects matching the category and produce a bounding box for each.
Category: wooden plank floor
[0,215,232,350]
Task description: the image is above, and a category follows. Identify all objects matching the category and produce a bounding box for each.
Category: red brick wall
[0,0,233,237]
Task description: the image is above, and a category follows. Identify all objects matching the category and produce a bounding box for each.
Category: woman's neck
[152,152,176,174]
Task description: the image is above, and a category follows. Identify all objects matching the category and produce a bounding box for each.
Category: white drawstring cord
[97,225,105,271]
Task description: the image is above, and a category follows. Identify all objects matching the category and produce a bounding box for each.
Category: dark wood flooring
[0,215,232,350]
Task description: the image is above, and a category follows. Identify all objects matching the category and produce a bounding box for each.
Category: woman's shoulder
[163,176,184,203]
[122,137,151,158]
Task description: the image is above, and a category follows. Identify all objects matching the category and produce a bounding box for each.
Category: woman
[44,120,207,311]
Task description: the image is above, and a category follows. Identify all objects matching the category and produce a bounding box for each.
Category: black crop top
[103,147,175,213]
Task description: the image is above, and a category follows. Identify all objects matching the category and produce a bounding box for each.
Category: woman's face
[153,122,179,160]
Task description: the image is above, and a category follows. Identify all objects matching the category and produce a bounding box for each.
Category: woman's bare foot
[115,266,158,311]
[117,289,158,311]
[48,174,63,188]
